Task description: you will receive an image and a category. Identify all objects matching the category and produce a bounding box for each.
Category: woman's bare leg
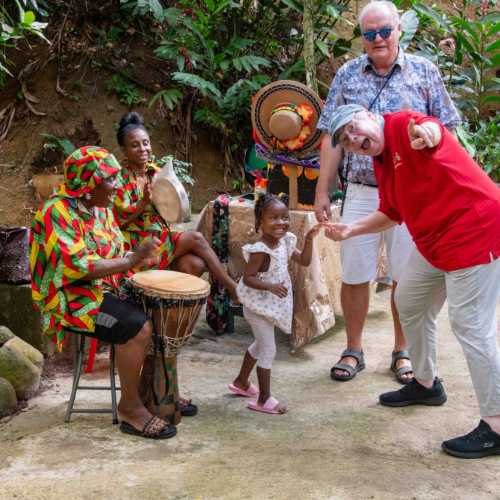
[174,231,238,300]
[116,320,164,430]
[170,253,206,277]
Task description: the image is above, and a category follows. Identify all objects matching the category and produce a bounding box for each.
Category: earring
[84,192,92,201]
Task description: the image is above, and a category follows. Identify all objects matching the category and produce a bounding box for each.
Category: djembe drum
[129,270,210,425]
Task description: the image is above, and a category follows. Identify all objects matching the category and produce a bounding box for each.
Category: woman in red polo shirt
[325,104,500,459]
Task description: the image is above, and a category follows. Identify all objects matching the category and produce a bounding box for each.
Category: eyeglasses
[362,26,393,42]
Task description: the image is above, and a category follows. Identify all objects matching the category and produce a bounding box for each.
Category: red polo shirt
[374,110,500,271]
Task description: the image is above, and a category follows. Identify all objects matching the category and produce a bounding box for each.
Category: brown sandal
[120,416,177,439]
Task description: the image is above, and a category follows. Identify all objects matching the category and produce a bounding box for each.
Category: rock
[0,326,14,346]
[0,342,41,399]
[0,283,45,352]
[5,337,44,370]
[0,377,17,417]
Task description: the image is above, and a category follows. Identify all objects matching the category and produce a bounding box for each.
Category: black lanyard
[339,64,398,216]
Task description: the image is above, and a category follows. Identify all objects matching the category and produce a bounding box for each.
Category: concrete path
[0,291,499,500]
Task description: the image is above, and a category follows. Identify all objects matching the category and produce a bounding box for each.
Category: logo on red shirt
[393,152,403,170]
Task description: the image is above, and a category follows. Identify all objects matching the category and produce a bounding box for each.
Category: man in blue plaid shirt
[314,0,461,384]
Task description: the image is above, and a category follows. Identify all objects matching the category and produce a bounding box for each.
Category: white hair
[358,1,400,28]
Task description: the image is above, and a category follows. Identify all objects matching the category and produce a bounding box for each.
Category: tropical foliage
[0,0,48,87]
[0,0,498,182]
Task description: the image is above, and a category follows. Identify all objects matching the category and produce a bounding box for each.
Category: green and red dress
[30,197,124,349]
[113,161,181,271]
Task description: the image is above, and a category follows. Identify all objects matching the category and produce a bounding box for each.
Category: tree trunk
[303,0,318,93]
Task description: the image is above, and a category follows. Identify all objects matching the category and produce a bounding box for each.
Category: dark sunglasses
[362,26,393,42]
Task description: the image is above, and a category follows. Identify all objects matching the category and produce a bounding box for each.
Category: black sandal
[120,416,177,439]
[179,398,198,417]
[330,349,365,381]
[391,350,414,385]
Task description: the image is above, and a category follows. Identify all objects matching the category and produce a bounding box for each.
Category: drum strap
[152,329,175,407]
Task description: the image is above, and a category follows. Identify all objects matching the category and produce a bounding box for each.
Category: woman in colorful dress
[113,112,238,417]
[113,112,237,297]
[30,146,176,439]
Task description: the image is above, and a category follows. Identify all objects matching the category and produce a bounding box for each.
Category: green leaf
[279,0,303,13]
[23,10,35,25]
[315,39,329,57]
[487,22,500,37]
[325,5,340,19]
[149,88,183,110]
[178,55,187,71]
[172,71,222,98]
[400,10,419,50]
[454,18,480,44]
[145,0,164,21]
[456,125,476,157]
[491,53,500,67]
[232,55,271,74]
[485,39,500,53]
[41,133,75,157]
[413,3,447,29]
[482,12,500,25]
[278,59,305,80]
[163,7,183,25]
[482,95,500,105]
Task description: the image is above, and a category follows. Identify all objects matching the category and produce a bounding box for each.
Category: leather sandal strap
[396,366,413,376]
[332,362,356,376]
[392,350,410,361]
[142,416,166,437]
[340,349,364,364]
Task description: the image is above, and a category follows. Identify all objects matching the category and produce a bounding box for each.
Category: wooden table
[196,198,345,350]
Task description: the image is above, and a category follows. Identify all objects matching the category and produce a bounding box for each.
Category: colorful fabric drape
[205,194,233,335]
[113,160,180,271]
[30,146,123,350]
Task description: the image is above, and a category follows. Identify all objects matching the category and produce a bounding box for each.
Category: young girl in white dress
[228,194,322,414]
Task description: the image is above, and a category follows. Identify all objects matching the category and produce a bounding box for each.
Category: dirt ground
[1,291,499,500]
[0,59,230,229]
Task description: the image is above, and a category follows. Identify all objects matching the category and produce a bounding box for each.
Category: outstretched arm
[324,211,396,241]
[408,119,442,150]
[291,224,324,266]
[314,135,343,222]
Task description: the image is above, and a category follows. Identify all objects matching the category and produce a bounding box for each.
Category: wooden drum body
[130,270,209,424]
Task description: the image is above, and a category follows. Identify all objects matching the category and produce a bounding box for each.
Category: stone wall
[0,283,45,352]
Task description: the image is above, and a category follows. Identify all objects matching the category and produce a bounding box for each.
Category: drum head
[130,270,210,299]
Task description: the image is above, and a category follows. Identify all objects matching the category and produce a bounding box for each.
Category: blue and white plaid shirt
[317,48,461,186]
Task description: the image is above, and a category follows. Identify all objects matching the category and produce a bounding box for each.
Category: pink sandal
[247,396,287,415]
[228,383,259,398]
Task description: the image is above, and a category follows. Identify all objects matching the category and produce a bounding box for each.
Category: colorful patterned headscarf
[56,145,121,198]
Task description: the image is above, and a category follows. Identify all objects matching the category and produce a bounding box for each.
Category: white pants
[341,183,414,284]
[396,250,500,417]
[244,307,276,370]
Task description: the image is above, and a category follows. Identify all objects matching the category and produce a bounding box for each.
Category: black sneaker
[379,378,447,407]
[442,420,500,459]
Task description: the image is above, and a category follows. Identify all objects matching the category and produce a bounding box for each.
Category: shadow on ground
[0,292,499,500]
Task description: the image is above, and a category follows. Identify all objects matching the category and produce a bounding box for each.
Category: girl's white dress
[236,232,297,334]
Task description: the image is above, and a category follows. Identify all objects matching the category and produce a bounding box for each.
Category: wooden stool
[64,334,120,424]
